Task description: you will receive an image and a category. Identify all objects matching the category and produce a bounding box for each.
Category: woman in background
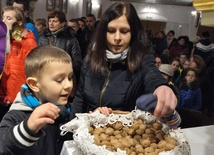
[34,18,46,37]
[0,6,37,106]
[71,2,178,120]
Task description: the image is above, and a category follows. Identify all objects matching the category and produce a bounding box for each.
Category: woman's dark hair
[48,10,66,23]
[86,2,150,74]
[191,55,206,74]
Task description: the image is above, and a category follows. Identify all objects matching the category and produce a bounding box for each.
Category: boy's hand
[27,103,60,133]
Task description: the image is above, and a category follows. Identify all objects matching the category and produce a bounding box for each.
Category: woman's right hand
[90,107,112,116]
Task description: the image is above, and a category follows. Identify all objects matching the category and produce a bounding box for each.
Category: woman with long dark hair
[71,2,178,120]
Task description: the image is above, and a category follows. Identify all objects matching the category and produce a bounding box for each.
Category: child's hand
[27,103,60,133]
[90,107,112,116]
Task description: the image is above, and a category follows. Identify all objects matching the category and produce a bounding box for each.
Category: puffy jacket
[179,85,202,110]
[70,53,168,119]
[0,30,37,103]
[0,92,71,155]
[38,27,82,81]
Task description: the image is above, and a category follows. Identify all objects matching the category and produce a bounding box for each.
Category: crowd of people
[0,0,214,155]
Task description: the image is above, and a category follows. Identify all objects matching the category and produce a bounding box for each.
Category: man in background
[194,31,214,61]
[85,14,97,45]
[68,18,87,59]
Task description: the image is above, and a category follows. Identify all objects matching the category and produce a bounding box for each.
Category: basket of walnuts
[60,109,190,155]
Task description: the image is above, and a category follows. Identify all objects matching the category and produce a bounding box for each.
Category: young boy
[0,46,73,155]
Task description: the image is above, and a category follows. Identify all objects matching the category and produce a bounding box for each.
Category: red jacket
[0,30,37,104]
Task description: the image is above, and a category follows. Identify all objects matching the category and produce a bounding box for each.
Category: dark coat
[0,93,71,155]
[70,53,168,119]
[39,27,82,81]
[194,39,214,61]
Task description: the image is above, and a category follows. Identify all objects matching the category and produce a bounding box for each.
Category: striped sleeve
[13,120,42,147]
[161,110,181,128]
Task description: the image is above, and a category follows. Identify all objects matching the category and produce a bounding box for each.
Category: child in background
[183,59,190,70]
[170,58,181,86]
[179,68,202,110]
[0,46,73,155]
[179,52,187,69]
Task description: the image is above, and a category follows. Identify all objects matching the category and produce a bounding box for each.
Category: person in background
[159,64,180,104]
[85,13,97,45]
[183,59,190,70]
[179,52,188,69]
[67,18,79,33]
[38,11,82,101]
[167,30,177,50]
[169,35,189,59]
[190,35,201,57]
[155,54,162,68]
[189,55,214,116]
[170,58,181,86]
[193,31,214,61]
[77,18,86,31]
[0,21,9,78]
[70,2,178,121]
[0,46,73,155]
[12,0,39,43]
[67,18,87,59]
[0,6,37,106]
[0,20,10,121]
[178,68,202,110]
[178,52,188,79]
[152,31,168,55]
[34,18,46,37]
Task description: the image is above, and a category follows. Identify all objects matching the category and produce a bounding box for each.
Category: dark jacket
[179,85,202,110]
[194,39,214,61]
[38,27,82,81]
[70,53,168,119]
[152,37,168,54]
[0,92,71,155]
[75,28,87,59]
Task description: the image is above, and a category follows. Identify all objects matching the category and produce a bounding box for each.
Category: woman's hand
[153,85,177,119]
[90,107,112,116]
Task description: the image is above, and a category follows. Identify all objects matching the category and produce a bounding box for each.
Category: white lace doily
[60,110,190,155]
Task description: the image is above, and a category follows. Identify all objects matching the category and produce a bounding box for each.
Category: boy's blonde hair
[25,45,72,78]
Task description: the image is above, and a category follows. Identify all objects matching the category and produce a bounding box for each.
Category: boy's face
[36,61,73,105]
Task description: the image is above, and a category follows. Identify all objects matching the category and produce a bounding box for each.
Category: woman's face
[2,10,17,30]
[106,15,131,54]
[78,20,85,30]
[178,38,185,46]
[185,70,196,84]
[183,60,190,69]
[48,17,65,32]
[171,60,180,71]
[35,22,45,35]
[179,55,187,65]
[189,57,198,70]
